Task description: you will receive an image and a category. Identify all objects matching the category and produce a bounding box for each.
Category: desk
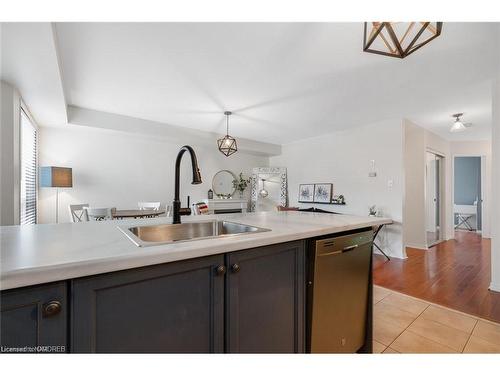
[454,204,477,231]
[373,222,393,261]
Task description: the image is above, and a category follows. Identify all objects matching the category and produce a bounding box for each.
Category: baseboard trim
[373,248,407,260]
[489,283,500,293]
[405,243,428,251]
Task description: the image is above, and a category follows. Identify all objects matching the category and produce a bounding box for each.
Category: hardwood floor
[373,231,500,323]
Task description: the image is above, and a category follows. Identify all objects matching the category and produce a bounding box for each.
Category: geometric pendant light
[217,111,238,157]
[363,22,443,58]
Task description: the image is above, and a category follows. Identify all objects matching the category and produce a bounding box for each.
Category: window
[20,107,38,225]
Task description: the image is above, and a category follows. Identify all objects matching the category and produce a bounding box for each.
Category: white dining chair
[69,204,90,222]
[138,201,161,210]
[84,207,116,221]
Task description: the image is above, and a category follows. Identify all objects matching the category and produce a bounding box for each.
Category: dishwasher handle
[342,244,358,252]
[315,231,372,257]
[318,244,358,257]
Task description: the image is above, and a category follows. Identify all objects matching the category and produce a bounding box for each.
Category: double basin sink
[120,220,271,247]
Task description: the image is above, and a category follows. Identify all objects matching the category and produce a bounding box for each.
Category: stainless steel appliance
[307,229,373,353]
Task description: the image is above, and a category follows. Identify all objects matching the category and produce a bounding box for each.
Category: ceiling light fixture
[259,179,269,198]
[363,22,443,59]
[217,111,238,157]
[450,113,467,133]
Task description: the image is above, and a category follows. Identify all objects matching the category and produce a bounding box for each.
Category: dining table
[112,209,166,219]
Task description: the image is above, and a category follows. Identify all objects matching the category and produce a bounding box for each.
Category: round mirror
[212,170,237,197]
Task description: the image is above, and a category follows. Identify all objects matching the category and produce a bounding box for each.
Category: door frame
[451,154,487,238]
[425,149,446,248]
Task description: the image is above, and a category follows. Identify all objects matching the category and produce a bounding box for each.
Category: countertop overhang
[0,211,392,290]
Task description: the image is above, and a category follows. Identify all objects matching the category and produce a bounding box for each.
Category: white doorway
[453,156,485,236]
[425,151,445,247]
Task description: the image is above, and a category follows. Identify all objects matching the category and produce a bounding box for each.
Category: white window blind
[20,108,38,225]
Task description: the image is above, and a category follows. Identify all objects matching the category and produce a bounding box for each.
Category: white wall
[68,106,281,157]
[491,77,500,292]
[38,125,268,224]
[450,141,492,238]
[403,120,426,249]
[425,128,453,242]
[403,119,454,249]
[270,119,405,259]
[0,81,21,225]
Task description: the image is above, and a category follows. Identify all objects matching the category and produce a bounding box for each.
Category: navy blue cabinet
[0,282,67,353]
[226,241,305,353]
[2,240,306,353]
[71,254,225,353]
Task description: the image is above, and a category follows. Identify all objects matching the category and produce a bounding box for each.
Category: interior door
[426,152,443,246]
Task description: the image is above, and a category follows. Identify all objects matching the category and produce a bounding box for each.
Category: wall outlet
[387,179,394,188]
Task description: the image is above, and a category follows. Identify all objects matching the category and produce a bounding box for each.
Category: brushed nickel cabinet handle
[43,300,62,317]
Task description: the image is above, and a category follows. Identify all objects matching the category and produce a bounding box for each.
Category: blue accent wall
[454,156,481,229]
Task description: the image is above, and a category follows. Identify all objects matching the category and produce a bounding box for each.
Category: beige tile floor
[373,285,500,353]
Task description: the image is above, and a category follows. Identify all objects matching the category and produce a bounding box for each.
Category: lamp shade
[40,166,73,188]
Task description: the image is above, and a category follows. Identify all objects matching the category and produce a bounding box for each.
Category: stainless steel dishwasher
[306,229,373,353]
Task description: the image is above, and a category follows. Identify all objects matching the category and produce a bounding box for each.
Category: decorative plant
[232,173,251,193]
[369,205,377,216]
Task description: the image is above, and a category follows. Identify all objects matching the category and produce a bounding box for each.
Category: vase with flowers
[232,173,251,199]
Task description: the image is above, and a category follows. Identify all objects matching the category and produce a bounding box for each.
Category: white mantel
[203,199,248,214]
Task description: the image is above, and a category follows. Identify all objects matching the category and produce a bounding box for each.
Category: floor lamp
[40,166,73,223]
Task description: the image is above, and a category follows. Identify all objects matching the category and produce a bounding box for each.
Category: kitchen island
[0,211,391,353]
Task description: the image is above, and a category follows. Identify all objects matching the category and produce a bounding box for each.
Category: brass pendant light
[217,111,238,157]
[363,22,443,58]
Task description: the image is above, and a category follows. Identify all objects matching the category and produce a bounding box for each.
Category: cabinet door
[226,241,305,353]
[0,282,67,353]
[71,255,225,353]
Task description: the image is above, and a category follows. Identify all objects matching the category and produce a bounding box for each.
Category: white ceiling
[1,23,67,125]
[51,23,499,143]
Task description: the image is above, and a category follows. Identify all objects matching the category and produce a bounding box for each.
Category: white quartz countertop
[0,211,391,290]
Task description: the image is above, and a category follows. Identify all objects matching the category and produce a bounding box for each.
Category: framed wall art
[313,183,333,203]
[298,184,315,203]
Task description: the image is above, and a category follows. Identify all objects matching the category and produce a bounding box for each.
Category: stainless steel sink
[119,220,271,247]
